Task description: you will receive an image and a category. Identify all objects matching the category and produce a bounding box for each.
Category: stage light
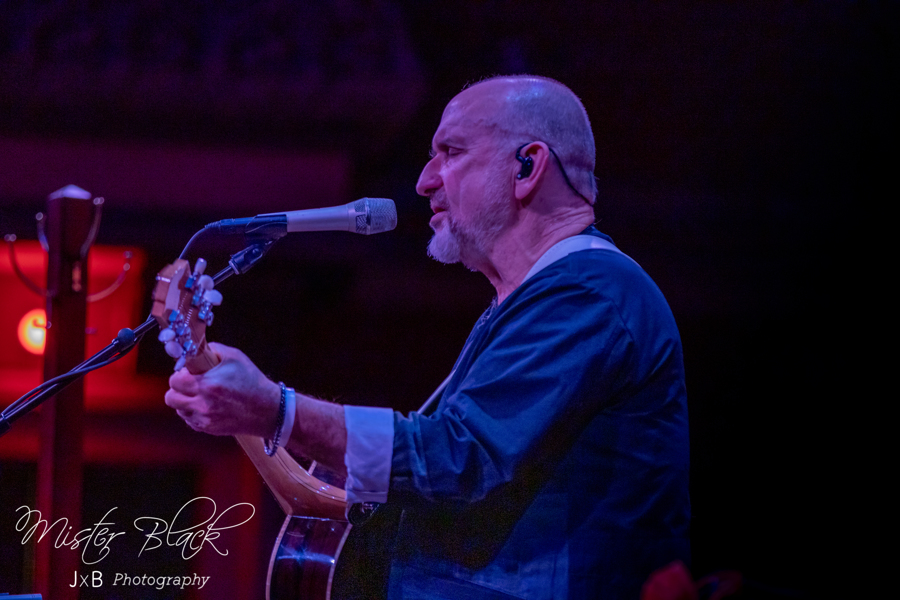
[18,308,46,355]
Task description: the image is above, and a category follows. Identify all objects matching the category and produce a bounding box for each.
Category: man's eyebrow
[431,136,464,155]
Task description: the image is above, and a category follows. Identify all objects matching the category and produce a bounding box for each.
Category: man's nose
[416,156,441,197]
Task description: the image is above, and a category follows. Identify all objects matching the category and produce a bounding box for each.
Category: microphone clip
[205,214,288,243]
[228,240,276,275]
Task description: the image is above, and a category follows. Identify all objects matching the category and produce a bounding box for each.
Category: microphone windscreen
[354,198,397,235]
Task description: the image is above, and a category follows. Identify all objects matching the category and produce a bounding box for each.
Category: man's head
[473,75,597,203]
[417,76,597,269]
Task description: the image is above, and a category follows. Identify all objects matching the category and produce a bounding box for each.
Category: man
[166,75,690,599]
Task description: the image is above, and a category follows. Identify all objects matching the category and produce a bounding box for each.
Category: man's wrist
[263,382,295,456]
[280,387,296,446]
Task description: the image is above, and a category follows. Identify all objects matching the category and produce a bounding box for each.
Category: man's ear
[513,142,551,202]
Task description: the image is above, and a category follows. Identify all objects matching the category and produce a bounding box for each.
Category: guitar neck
[235,436,347,520]
[192,347,347,520]
[153,257,348,521]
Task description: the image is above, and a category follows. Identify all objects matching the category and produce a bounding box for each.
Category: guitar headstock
[153,259,349,515]
[151,258,223,374]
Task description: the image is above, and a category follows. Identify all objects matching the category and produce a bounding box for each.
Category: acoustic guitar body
[268,505,399,600]
[268,516,352,600]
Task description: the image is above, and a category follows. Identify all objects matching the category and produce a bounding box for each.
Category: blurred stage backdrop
[0,1,880,599]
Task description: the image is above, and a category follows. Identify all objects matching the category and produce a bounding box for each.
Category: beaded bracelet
[264,382,295,457]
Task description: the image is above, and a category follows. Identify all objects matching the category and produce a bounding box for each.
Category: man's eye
[447,148,461,157]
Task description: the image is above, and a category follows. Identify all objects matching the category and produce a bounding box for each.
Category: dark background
[1,1,887,598]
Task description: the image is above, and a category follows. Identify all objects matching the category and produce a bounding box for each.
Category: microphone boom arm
[0,239,276,437]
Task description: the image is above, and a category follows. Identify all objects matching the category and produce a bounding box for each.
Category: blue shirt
[349,229,690,599]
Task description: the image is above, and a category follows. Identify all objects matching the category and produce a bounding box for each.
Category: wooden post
[34,185,93,599]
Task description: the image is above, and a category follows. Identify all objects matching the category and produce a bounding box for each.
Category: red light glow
[18,308,46,355]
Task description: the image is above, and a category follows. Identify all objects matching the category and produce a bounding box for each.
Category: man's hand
[165,342,281,437]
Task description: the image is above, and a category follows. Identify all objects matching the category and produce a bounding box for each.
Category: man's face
[416,86,515,268]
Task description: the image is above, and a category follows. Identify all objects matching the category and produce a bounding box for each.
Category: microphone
[205,198,397,240]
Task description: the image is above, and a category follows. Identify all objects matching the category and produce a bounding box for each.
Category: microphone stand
[0,239,276,438]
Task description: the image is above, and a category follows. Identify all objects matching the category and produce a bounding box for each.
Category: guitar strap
[417,371,457,416]
[416,234,632,416]
[522,233,635,283]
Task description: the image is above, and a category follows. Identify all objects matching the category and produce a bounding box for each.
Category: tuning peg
[202,289,223,306]
[165,340,184,359]
[197,275,214,290]
[158,328,176,342]
[186,258,208,291]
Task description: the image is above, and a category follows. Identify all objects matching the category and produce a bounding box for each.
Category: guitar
[152,258,394,600]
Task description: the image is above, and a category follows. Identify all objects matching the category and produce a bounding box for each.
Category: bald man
[166,76,690,599]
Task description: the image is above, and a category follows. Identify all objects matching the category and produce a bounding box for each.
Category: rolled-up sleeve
[343,405,395,504]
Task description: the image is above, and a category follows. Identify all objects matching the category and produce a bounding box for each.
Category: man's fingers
[175,409,218,435]
[165,342,267,438]
[165,388,195,411]
[169,368,201,395]
[208,342,242,362]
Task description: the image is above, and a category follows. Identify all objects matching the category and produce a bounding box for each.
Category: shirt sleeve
[343,405,395,504]
[388,259,644,505]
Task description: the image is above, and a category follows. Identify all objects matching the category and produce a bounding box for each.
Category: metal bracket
[5,197,131,302]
